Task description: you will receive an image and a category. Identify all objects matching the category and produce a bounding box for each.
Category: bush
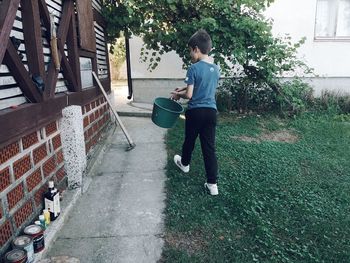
[315,90,350,114]
[277,79,314,113]
[217,78,313,114]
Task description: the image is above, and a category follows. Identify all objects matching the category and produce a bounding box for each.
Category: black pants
[181,108,218,184]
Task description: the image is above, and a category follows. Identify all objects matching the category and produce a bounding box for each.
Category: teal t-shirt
[184,60,220,110]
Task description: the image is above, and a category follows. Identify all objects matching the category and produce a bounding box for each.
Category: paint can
[24,225,45,253]
[12,235,34,263]
[4,248,28,263]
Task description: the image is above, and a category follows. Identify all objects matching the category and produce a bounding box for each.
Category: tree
[109,36,126,80]
[102,0,313,112]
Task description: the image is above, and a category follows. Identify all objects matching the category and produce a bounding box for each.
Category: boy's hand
[170,91,180,101]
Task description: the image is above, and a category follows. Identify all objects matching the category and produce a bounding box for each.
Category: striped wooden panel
[0,6,27,110]
[0,0,70,110]
[92,0,102,12]
[44,0,68,94]
[94,22,109,79]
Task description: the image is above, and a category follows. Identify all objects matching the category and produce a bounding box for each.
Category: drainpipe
[125,31,133,100]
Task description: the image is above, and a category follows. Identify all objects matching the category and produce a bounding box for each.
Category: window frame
[314,0,350,41]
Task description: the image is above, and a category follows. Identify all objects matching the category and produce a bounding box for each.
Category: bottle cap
[49,181,54,188]
[39,215,45,220]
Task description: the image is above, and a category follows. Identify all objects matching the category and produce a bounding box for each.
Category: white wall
[129,0,350,101]
[129,36,185,79]
[265,0,350,77]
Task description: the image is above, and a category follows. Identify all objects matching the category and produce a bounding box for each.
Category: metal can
[12,235,34,263]
[24,225,45,253]
[4,248,28,263]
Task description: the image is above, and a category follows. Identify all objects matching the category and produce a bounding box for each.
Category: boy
[171,29,220,196]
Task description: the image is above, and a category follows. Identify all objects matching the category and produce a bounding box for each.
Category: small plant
[315,90,350,114]
[276,79,313,113]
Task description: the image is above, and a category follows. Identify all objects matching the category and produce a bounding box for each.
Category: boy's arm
[171,85,193,100]
[175,87,187,92]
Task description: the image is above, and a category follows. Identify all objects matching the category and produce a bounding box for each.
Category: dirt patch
[164,231,208,255]
[232,129,298,143]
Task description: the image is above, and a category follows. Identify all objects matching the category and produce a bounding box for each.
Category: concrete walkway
[46,84,167,262]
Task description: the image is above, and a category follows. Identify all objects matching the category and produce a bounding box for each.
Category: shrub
[315,90,350,114]
[217,78,313,114]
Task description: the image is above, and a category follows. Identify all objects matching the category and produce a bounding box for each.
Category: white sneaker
[204,183,219,196]
[173,155,189,173]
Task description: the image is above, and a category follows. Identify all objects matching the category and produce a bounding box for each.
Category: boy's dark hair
[188,29,212,54]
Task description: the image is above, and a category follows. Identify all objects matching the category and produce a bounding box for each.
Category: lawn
[161,112,350,263]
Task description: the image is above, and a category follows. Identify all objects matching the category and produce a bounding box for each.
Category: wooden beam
[4,41,42,103]
[0,97,65,149]
[0,0,20,64]
[67,11,82,91]
[93,8,106,28]
[77,0,96,52]
[21,0,45,79]
[92,56,98,87]
[79,49,96,58]
[45,0,73,100]
[68,88,101,105]
[57,40,77,92]
[104,34,111,92]
[38,0,51,41]
[0,88,104,148]
[100,78,111,92]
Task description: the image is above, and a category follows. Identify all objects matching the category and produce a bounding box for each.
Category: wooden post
[4,42,42,103]
[21,0,45,80]
[67,10,82,92]
[45,0,73,99]
[0,0,20,64]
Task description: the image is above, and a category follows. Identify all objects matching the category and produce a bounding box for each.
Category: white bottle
[52,188,61,218]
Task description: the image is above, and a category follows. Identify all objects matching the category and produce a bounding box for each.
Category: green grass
[162,112,350,263]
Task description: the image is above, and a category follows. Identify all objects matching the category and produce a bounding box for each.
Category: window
[80,57,93,89]
[315,0,350,39]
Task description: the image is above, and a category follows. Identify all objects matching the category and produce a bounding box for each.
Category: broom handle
[50,13,60,70]
[92,72,135,147]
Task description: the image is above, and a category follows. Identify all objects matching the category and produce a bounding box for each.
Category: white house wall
[130,0,350,102]
[265,0,350,95]
[129,36,186,102]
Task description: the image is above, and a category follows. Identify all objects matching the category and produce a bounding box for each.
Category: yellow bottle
[43,209,50,225]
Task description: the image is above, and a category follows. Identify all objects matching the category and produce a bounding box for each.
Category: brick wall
[0,95,111,255]
[0,121,66,254]
[82,95,111,153]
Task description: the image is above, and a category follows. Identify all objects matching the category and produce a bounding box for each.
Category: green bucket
[152,97,184,128]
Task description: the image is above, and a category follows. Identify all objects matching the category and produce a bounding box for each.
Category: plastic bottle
[43,209,50,225]
[39,215,46,229]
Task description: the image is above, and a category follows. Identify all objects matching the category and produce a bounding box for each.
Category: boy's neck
[197,54,213,64]
[198,54,209,61]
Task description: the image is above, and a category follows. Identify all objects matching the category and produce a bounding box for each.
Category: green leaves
[102,0,313,112]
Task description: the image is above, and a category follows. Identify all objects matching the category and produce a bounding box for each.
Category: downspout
[125,31,133,100]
